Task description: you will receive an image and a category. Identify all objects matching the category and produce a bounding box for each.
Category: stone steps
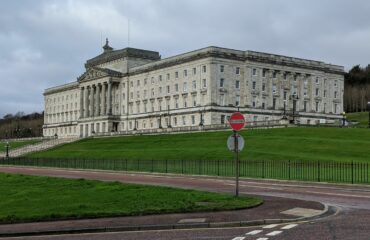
[0,138,80,158]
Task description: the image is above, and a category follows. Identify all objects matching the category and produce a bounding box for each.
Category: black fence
[0,157,369,184]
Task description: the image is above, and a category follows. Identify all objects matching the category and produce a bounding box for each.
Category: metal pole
[234,130,239,197]
[368,102,370,128]
[5,142,9,159]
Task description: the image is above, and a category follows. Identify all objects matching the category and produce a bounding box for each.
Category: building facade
[43,40,345,138]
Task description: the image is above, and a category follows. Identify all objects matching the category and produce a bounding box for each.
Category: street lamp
[5,141,9,158]
[199,108,204,127]
[367,102,370,128]
[341,112,346,127]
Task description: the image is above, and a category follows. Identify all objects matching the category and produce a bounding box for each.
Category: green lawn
[28,127,370,162]
[347,112,369,127]
[0,173,261,223]
[0,140,41,153]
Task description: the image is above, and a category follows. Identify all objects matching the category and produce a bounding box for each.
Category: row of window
[128,79,207,100]
[126,66,207,88]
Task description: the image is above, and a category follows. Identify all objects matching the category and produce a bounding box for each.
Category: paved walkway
[0,138,79,158]
[0,166,327,237]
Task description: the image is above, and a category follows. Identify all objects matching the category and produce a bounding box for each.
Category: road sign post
[228,112,246,197]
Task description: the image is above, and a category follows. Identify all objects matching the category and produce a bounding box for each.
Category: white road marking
[281,224,298,229]
[246,230,263,235]
[231,237,245,240]
[262,224,279,229]
[256,238,269,240]
[266,231,283,236]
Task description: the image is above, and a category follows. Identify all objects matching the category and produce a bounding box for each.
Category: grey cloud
[0,0,370,117]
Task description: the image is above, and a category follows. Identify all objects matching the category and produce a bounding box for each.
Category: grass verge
[0,173,262,223]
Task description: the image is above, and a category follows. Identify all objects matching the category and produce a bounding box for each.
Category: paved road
[1,166,370,239]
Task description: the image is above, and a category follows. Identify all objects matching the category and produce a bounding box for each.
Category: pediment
[77,67,122,82]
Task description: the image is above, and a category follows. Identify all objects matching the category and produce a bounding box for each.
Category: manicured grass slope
[0,140,41,153]
[28,127,370,162]
[347,112,369,126]
[0,173,261,223]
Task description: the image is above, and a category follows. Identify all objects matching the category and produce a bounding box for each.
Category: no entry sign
[229,112,245,131]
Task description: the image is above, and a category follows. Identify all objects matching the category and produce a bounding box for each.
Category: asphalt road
[1,166,370,240]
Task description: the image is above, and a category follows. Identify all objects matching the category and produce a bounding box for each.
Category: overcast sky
[1,0,370,117]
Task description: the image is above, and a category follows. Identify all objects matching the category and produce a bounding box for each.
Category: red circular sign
[229,112,245,131]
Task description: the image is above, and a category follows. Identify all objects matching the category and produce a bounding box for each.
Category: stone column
[84,86,88,118]
[89,86,94,117]
[101,83,106,115]
[107,80,112,115]
[80,87,84,118]
[95,84,100,116]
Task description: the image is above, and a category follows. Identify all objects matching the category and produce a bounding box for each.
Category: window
[252,81,256,90]
[175,84,179,92]
[294,75,297,81]
[262,83,266,92]
[151,88,155,97]
[220,65,224,72]
[262,102,265,109]
[193,98,197,107]
[159,87,162,94]
[262,69,267,78]
[252,96,256,108]
[304,91,307,96]
[202,65,206,73]
[130,92,133,99]
[334,80,338,87]
[183,69,187,77]
[235,95,240,106]
[235,80,240,89]
[183,82,188,92]
[272,84,277,93]
[182,116,186,125]
[136,91,140,98]
[334,91,337,98]
[183,98,187,107]
[144,78,147,85]
[174,117,177,126]
[144,103,147,113]
[175,99,179,108]
[334,103,338,114]
[202,79,207,88]
[284,91,287,100]
[236,67,240,75]
[130,81,133,87]
[137,80,140,86]
[175,72,178,78]
[315,88,319,96]
[220,78,225,87]
[144,90,147,98]
[283,73,287,80]
[167,73,170,80]
[315,102,319,112]
[151,77,155,84]
[315,77,319,84]
[252,68,257,76]
[192,80,197,90]
[323,90,327,98]
[221,115,226,124]
[167,85,170,94]
[193,68,196,75]
[273,98,276,109]
[273,71,277,78]
[191,115,195,125]
[159,75,162,81]
[304,101,307,112]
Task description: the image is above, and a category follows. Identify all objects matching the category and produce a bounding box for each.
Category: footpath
[0,166,335,238]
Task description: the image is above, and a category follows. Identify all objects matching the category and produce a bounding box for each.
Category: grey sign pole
[233,130,239,197]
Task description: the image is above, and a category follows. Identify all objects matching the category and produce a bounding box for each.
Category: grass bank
[27,127,370,162]
[347,112,369,127]
[0,173,262,223]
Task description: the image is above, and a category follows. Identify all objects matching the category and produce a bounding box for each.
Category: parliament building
[43,40,344,137]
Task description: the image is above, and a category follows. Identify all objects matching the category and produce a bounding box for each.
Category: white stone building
[43,40,344,137]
